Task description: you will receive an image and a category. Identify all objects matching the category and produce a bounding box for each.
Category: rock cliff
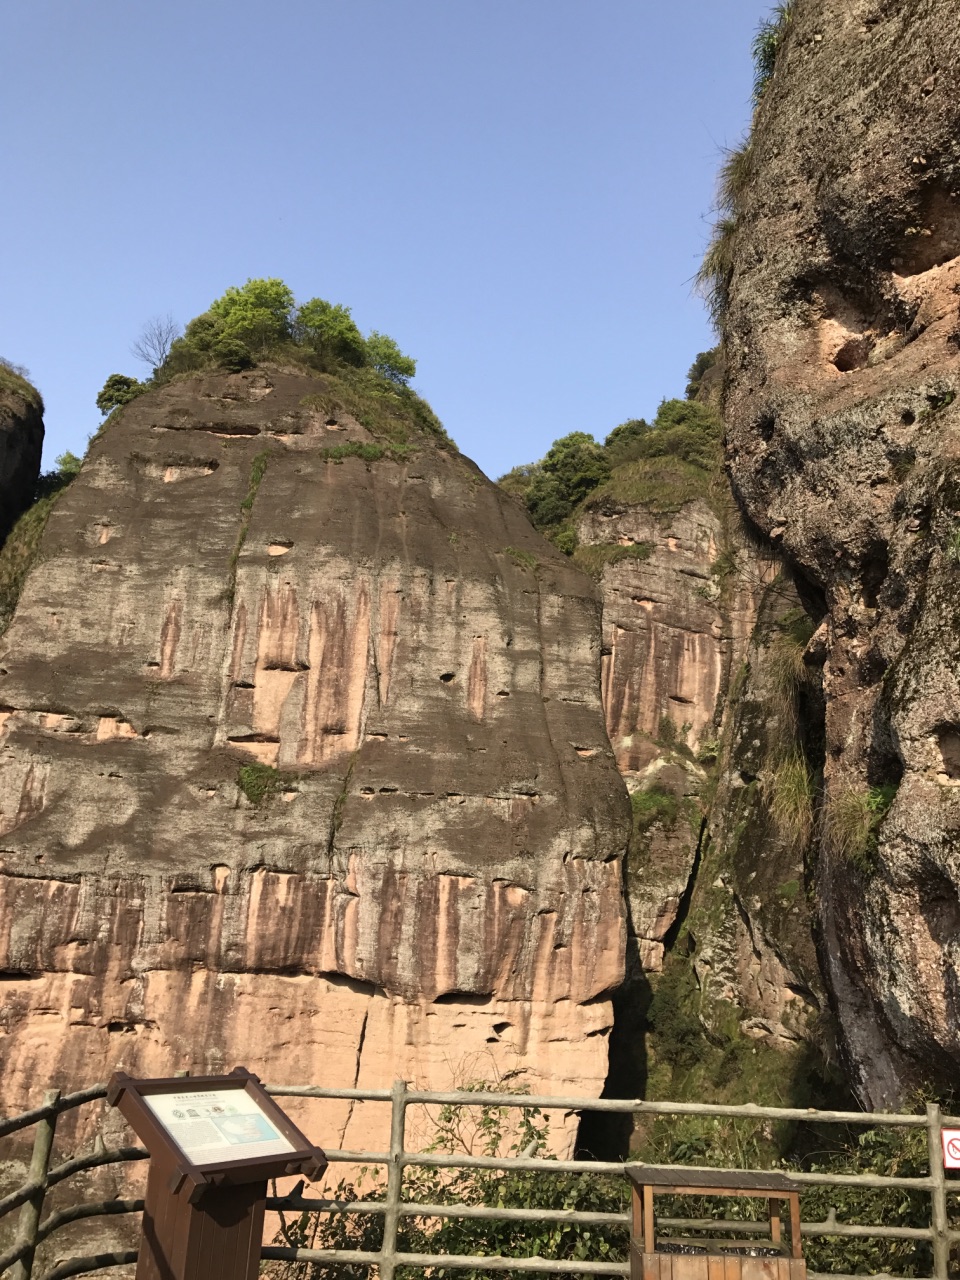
[0,365,629,1149]
[0,364,43,543]
[722,0,960,1104]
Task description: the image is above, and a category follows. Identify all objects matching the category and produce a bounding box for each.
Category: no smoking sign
[941,1129,960,1169]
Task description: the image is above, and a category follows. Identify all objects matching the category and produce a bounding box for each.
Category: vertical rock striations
[722,0,960,1103]
[0,367,629,1148]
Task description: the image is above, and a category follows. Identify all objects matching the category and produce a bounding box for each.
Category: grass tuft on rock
[237,762,297,807]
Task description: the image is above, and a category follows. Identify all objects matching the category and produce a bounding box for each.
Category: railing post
[379,1079,407,1280]
[927,1101,950,1280]
[10,1089,60,1280]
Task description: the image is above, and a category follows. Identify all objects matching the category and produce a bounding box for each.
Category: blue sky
[2,1,764,480]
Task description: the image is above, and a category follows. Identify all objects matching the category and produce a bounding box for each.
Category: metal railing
[1,1080,958,1279]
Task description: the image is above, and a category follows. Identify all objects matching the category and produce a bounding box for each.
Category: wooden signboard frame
[625,1166,806,1280]
[109,1067,327,1280]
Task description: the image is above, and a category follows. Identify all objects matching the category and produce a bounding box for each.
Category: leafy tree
[295,298,367,367]
[604,418,649,466]
[365,330,416,385]
[96,373,146,416]
[208,277,295,351]
[525,432,611,530]
[685,348,719,400]
[54,451,82,476]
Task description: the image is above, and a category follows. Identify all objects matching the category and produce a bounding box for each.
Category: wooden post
[769,1197,782,1249]
[643,1182,655,1254]
[10,1089,60,1280]
[379,1078,407,1280]
[788,1192,802,1259]
[137,1153,265,1280]
[927,1102,950,1280]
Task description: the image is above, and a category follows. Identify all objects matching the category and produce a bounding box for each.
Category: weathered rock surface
[723,0,960,1103]
[0,366,629,1149]
[0,368,43,543]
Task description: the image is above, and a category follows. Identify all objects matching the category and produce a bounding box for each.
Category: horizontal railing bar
[36,1198,144,1244]
[267,1084,393,1102]
[263,1245,631,1273]
[39,1250,138,1280]
[0,1180,42,1221]
[267,1083,946,1127]
[0,1236,32,1273]
[392,1151,935,1190]
[265,1197,938,1243]
[267,1194,630,1226]
[46,1146,147,1187]
[0,1084,107,1141]
[404,1089,934,1126]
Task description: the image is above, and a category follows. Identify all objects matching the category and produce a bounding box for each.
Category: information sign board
[144,1086,298,1166]
[942,1128,960,1169]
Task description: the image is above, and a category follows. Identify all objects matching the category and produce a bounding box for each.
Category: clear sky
[2,1,765,480]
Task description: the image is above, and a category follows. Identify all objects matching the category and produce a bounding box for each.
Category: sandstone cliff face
[723,0,960,1103]
[0,366,629,1149]
[0,367,43,543]
[574,483,816,1024]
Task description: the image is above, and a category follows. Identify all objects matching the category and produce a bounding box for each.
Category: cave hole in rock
[935,725,960,780]
[901,409,916,426]
[757,414,776,442]
[861,541,890,608]
[439,672,456,683]
[433,991,493,1006]
[833,335,875,372]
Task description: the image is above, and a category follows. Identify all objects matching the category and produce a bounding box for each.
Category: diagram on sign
[144,1088,297,1166]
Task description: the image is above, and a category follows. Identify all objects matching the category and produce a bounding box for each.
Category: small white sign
[942,1129,960,1169]
[145,1088,296,1167]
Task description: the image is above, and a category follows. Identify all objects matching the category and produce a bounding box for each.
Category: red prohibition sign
[942,1131,960,1167]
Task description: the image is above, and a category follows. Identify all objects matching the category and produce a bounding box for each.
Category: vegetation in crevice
[751,2,795,105]
[824,782,898,873]
[237,762,298,807]
[0,453,81,635]
[227,450,273,603]
[502,546,538,571]
[572,540,653,579]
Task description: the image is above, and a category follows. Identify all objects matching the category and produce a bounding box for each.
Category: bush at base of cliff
[268,1076,629,1280]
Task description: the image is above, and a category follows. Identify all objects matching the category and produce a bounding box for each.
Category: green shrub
[319,441,388,464]
[824,782,897,872]
[944,524,960,566]
[503,546,538,571]
[270,1075,629,1280]
[573,540,653,578]
[630,787,681,834]
[237,763,297,806]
